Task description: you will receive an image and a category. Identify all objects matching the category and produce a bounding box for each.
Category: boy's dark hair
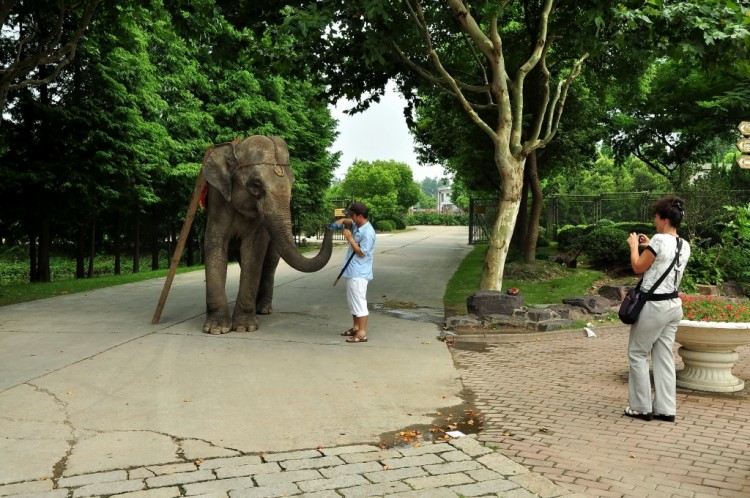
[347,202,369,219]
[652,195,685,227]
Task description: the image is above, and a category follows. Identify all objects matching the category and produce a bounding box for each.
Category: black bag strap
[640,238,682,298]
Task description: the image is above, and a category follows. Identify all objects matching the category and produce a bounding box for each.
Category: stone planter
[675,320,750,392]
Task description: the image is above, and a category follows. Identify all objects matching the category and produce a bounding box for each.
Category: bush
[405,213,468,226]
[584,226,630,269]
[555,225,589,253]
[390,217,406,230]
[375,220,395,232]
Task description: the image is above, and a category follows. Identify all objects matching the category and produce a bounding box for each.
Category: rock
[696,284,720,296]
[482,314,526,328]
[562,296,612,314]
[466,291,525,318]
[535,319,576,331]
[547,304,588,321]
[526,307,558,322]
[598,285,628,302]
[721,281,746,298]
[444,315,483,330]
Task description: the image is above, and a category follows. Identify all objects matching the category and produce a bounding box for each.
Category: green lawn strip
[0,266,202,307]
[444,243,606,316]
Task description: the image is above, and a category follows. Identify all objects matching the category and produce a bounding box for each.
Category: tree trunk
[522,151,543,264]
[480,156,525,291]
[114,211,122,275]
[76,223,86,278]
[151,209,159,270]
[87,211,96,278]
[37,217,51,282]
[133,210,140,273]
[28,231,38,282]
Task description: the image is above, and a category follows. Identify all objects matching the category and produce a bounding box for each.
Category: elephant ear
[202,142,238,202]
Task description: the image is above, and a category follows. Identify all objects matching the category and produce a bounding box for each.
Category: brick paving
[449,326,750,498]
[0,439,576,498]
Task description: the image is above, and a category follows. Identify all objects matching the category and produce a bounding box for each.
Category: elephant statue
[201,135,333,334]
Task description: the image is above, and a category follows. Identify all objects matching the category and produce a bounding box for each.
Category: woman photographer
[624,195,691,422]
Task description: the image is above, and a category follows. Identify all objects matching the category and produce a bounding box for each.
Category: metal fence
[469,191,750,244]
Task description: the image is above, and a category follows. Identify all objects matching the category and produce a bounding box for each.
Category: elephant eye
[246,179,264,197]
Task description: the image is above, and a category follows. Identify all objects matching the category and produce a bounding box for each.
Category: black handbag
[618,238,682,325]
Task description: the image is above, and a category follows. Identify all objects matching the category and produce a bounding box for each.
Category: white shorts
[346,277,369,317]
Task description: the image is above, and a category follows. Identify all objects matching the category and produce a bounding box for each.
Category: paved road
[0,226,579,497]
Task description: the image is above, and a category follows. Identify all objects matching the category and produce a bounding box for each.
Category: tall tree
[0,0,100,109]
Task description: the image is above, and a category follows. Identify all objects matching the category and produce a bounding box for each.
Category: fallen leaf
[194,459,203,465]
[66,391,74,396]
[383,465,393,470]
[629,454,636,459]
[539,427,549,433]
[413,442,422,448]
[502,431,514,437]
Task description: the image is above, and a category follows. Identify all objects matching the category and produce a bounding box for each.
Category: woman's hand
[628,232,649,248]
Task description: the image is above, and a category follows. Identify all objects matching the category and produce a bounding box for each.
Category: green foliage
[584,226,630,269]
[684,204,750,288]
[405,213,469,226]
[555,225,590,253]
[340,160,422,219]
[375,220,395,232]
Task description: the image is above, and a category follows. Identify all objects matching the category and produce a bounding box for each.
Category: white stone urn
[675,320,750,392]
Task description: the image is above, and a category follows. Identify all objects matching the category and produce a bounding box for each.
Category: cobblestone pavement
[0,437,579,498]
[449,326,750,498]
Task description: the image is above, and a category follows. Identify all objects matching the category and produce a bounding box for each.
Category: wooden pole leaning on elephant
[150,136,333,331]
[200,135,333,334]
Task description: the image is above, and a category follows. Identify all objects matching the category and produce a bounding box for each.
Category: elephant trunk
[264,200,333,272]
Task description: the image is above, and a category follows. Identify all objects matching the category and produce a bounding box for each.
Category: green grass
[0,265,202,307]
[444,244,608,316]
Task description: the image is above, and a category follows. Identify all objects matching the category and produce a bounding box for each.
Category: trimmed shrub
[584,226,630,269]
[555,225,589,253]
[376,220,395,232]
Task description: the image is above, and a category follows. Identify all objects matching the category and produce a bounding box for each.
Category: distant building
[437,185,456,212]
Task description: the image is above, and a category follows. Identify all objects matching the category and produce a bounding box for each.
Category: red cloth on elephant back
[199,183,208,209]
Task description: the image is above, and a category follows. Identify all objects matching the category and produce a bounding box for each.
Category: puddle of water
[371,303,444,324]
[378,395,483,449]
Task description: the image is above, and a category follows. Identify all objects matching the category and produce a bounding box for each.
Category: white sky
[328,83,447,182]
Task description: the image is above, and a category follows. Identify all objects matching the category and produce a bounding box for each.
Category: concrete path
[0,226,578,497]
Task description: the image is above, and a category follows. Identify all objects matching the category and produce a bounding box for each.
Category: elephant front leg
[256,243,280,315]
[203,235,232,335]
[232,236,265,332]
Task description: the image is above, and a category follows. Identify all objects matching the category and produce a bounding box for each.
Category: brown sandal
[341,328,358,337]
[346,335,368,343]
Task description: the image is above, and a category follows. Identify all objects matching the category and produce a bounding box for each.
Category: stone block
[598,285,627,302]
[721,281,745,297]
[535,319,575,331]
[467,291,524,318]
[697,284,720,296]
[526,308,558,322]
[481,314,526,328]
[546,304,586,321]
[443,316,483,329]
[562,296,611,314]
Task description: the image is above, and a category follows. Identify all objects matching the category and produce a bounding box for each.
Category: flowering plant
[680,295,750,323]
